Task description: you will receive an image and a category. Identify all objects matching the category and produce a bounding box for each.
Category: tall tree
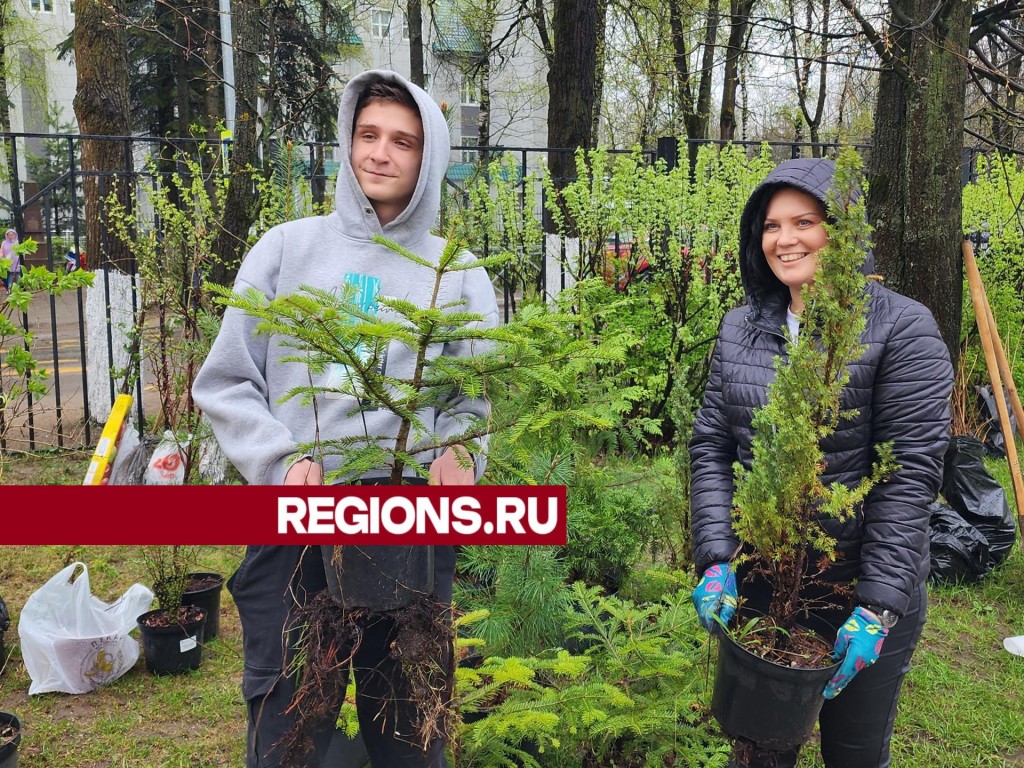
[785,0,831,154]
[211,0,260,287]
[73,0,134,272]
[0,0,23,235]
[544,0,606,206]
[838,0,971,363]
[720,0,756,140]
[668,0,720,173]
[408,0,425,87]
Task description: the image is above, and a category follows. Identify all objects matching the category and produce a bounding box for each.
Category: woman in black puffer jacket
[689,158,953,768]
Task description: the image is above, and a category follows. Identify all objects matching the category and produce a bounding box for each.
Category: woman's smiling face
[761,187,828,311]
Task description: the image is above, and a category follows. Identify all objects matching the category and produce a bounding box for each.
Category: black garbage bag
[942,435,1017,570]
[928,501,992,583]
[976,385,1020,458]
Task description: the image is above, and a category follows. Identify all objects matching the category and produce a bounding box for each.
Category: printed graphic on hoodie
[325,273,389,404]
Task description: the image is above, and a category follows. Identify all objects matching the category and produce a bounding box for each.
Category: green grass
[0,545,247,768]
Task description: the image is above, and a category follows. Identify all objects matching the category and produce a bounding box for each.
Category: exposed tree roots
[279,591,454,767]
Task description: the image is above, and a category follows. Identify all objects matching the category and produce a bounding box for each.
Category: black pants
[731,579,927,768]
[229,545,455,768]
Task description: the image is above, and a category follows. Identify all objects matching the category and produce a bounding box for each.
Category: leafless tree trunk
[73,0,134,272]
[211,0,260,287]
[720,0,755,140]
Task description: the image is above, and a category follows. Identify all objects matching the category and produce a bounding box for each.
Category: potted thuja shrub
[213,233,617,764]
[136,546,208,674]
[696,150,899,753]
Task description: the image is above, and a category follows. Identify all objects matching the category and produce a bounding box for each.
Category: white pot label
[180,636,198,653]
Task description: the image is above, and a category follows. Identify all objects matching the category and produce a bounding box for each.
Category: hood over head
[738,157,874,318]
[334,70,449,248]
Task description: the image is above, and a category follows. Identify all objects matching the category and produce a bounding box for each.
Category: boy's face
[351,100,424,225]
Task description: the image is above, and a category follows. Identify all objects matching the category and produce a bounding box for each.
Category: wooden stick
[981,285,1024,444]
[963,239,1024,546]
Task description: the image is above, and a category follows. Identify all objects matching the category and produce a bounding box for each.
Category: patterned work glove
[691,562,738,632]
[823,606,889,699]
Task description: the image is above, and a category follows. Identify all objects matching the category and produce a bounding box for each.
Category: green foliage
[455,546,572,657]
[731,148,898,638]
[213,234,626,483]
[0,242,92,469]
[140,545,199,617]
[452,584,727,768]
[104,148,228,477]
[458,152,544,304]
[960,153,1024,431]
[531,144,774,450]
[251,140,332,242]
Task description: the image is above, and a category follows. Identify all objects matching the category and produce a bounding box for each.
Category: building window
[461,135,479,164]
[69,1,74,12]
[402,13,410,40]
[31,0,54,11]
[371,9,392,39]
[461,77,479,107]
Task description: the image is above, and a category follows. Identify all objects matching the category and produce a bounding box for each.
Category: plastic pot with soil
[136,606,207,675]
[0,712,21,768]
[321,546,434,611]
[182,572,225,641]
[711,618,839,750]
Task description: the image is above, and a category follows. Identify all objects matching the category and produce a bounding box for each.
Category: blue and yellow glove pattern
[692,562,738,632]
[823,606,889,699]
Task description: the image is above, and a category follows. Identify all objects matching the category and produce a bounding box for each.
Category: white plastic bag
[145,431,189,485]
[18,562,154,694]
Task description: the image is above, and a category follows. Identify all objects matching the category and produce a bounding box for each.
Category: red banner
[3,485,567,545]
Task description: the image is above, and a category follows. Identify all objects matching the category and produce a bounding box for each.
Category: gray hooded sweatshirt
[193,70,498,484]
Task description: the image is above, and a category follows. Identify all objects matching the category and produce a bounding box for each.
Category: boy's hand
[284,458,323,485]
[429,446,474,485]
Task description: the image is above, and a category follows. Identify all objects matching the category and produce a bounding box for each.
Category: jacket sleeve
[689,335,742,573]
[432,263,499,481]
[192,233,301,485]
[853,303,953,613]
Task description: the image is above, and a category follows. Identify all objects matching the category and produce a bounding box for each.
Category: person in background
[193,70,498,768]
[689,157,953,768]
[2,229,20,290]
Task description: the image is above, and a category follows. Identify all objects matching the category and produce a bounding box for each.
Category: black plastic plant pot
[0,711,20,768]
[712,627,840,750]
[182,572,225,641]
[136,608,207,675]
[322,546,434,611]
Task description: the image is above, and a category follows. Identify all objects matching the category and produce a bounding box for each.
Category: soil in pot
[0,711,21,768]
[712,622,839,751]
[321,546,434,611]
[182,572,224,641]
[137,606,207,675]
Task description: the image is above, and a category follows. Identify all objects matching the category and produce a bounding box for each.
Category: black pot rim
[136,606,207,632]
[0,710,21,754]
[183,572,225,593]
[719,623,841,676]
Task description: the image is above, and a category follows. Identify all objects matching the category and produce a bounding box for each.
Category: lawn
[0,451,1022,767]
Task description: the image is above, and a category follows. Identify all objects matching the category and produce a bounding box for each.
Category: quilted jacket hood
[738,157,875,322]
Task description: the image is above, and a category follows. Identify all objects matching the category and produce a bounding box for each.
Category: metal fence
[0,132,994,453]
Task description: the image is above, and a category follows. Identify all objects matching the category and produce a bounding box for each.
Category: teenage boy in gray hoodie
[193,70,498,767]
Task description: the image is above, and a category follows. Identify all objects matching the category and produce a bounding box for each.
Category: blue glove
[692,562,738,632]
[823,606,889,699]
